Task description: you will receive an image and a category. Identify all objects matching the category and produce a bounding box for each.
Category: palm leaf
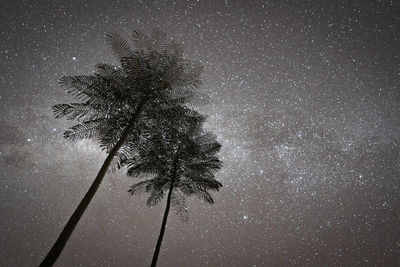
[194,189,214,205]
[52,103,97,121]
[147,190,165,207]
[105,32,134,60]
[128,179,154,195]
[131,29,150,52]
[63,119,109,141]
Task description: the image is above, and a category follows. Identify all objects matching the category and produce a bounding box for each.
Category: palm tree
[125,116,223,267]
[40,28,207,266]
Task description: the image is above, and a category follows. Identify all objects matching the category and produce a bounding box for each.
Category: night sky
[1,0,400,266]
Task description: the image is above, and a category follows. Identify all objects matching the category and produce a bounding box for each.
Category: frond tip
[128,180,150,195]
[52,103,93,120]
[63,119,107,141]
[195,190,214,205]
[147,190,165,207]
[105,32,134,59]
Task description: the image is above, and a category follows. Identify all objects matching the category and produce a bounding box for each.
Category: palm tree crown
[53,28,207,154]
[126,116,223,215]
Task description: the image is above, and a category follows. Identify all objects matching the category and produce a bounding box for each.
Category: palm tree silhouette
[40,28,207,266]
[125,115,223,267]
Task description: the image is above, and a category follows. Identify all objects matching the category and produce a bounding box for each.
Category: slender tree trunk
[40,101,146,267]
[150,152,179,267]
[150,180,174,267]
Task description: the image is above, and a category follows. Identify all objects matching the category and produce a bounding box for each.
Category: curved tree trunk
[40,101,146,267]
[150,151,179,267]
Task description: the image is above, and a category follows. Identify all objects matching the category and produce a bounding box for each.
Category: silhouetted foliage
[53,27,208,154]
[41,28,209,267]
[123,114,223,266]
[127,121,223,209]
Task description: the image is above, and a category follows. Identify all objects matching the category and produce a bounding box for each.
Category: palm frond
[98,117,130,152]
[126,161,160,177]
[106,32,134,60]
[58,75,128,114]
[63,119,109,141]
[194,189,214,205]
[149,27,168,52]
[94,63,121,77]
[147,190,165,207]
[179,177,222,192]
[58,75,98,100]
[108,144,138,172]
[128,179,154,195]
[184,157,222,177]
[52,103,98,121]
[164,40,184,59]
[201,142,222,155]
[131,29,150,52]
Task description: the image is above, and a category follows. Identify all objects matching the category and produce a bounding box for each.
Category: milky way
[1,0,399,266]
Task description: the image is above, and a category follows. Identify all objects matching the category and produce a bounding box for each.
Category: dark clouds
[1,0,400,266]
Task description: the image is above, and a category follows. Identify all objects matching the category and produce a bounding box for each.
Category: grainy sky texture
[1,0,400,266]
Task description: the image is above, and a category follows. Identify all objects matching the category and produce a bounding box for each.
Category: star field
[1,0,399,266]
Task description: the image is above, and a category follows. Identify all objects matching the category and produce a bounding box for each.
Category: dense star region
[1,0,399,266]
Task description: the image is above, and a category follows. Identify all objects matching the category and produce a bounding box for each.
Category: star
[1,0,399,266]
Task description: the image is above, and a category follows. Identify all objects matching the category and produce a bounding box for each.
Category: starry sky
[1,0,400,266]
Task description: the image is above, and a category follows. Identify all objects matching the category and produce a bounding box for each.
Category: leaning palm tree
[124,117,223,267]
[40,28,208,266]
